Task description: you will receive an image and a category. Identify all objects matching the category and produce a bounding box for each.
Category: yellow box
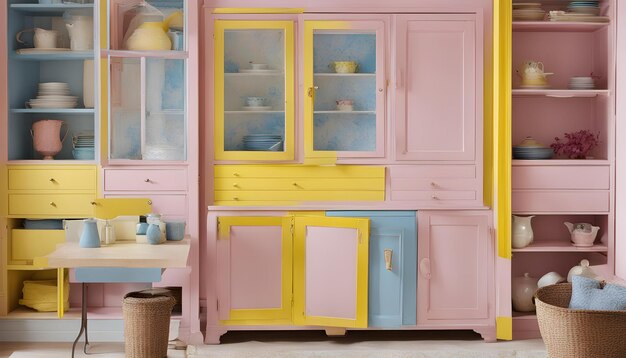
[11,229,65,262]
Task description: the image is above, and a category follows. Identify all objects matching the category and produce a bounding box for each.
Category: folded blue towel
[569,275,626,311]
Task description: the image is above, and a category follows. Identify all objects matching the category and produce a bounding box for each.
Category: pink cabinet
[395,15,479,162]
[417,211,494,338]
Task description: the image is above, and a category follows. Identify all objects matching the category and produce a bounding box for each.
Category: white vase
[512,273,538,312]
[512,215,535,249]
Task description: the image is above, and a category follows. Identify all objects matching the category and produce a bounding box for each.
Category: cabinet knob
[431,194,439,200]
[49,202,56,207]
[233,183,239,188]
[144,179,151,183]
[430,182,438,188]
[90,201,97,205]
[233,173,240,177]
[49,178,56,182]
[147,200,152,205]
[378,88,383,93]
[292,182,298,187]
[384,249,393,271]
[233,197,239,201]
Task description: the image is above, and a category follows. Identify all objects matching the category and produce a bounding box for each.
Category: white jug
[66,15,93,50]
[512,215,535,249]
[16,28,58,49]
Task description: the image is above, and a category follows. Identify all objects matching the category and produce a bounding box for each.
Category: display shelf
[2,306,183,320]
[314,111,376,114]
[512,89,610,97]
[512,240,608,253]
[314,73,376,77]
[225,72,282,76]
[105,50,188,59]
[512,311,537,319]
[512,21,609,32]
[512,159,610,166]
[12,51,94,61]
[9,3,93,15]
[225,110,284,114]
[11,108,95,114]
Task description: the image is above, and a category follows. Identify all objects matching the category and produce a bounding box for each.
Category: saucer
[243,106,272,111]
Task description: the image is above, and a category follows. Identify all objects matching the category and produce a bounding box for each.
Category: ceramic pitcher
[66,15,93,50]
[79,218,100,248]
[31,119,68,160]
[512,215,535,249]
[125,22,171,51]
[16,28,58,49]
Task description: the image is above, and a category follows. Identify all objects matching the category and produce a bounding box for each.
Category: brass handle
[292,182,298,187]
[233,183,239,188]
[431,194,439,200]
[147,200,152,205]
[49,178,56,182]
[49,202,56,207]
[233,197,239,201]
[307,86,319,98]
[233,172,240,177]
[430,182,438,188]
[378,88,384,93]
[384,249,393,271]
[144,179,151,183]
[90,201,97,205]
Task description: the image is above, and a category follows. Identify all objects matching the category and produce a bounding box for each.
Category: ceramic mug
[246,96,265,107]
[16,28,58,49]
[165,221,186,241]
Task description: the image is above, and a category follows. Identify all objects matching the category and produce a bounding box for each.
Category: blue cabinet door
[327,211,417,327]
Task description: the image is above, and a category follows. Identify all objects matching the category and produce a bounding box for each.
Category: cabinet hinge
[290,218,295,236]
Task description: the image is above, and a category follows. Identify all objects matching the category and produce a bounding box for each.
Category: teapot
[564,222,600,247]
[512,273,538,312]
[517,60,554,87]
[567,259,597,282]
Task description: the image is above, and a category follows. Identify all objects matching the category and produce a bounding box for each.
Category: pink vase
[31,119,68,160]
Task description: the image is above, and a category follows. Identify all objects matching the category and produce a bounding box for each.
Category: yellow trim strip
[212,8,304,14]
[57,268,64,318]
[495,0,512,260]
[497,316,513,340]
[99,0,107,49]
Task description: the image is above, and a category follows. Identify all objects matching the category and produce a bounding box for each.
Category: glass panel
[145,58,186,160]
[223,28,286,153]
[313,31,377,152]
[110,57,141,159]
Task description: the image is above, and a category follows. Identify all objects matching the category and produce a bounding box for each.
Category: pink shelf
[513,21,609,32]
[512,89,610,97]
[512,159,610,166]
[512,240,608,253]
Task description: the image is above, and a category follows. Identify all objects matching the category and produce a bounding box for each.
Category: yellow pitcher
[125,22,171,51]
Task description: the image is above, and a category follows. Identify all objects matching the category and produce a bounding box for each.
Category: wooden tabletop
[38,237,191,268]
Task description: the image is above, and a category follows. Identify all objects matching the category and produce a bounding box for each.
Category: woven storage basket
[535,283,626,358]
[123,291,176,358]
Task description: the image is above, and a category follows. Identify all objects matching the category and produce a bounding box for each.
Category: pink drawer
[512,165,609,190]
[105,194,187,218]
[390,190,477,201]
[389,165,477,191]
[512,190,609,212]
[103,169,187,191]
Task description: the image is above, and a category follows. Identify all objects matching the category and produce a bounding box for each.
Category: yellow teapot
[125,21,171,51]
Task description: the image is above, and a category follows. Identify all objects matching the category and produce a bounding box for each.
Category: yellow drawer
[8,194,95,217]
[215,165,384,178]
[215,190,384,203]
[215,178,383,191]
[11,229,65,262]
[8,167,96,191]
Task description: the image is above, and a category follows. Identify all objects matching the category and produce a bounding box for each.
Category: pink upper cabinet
[395,14,479,161]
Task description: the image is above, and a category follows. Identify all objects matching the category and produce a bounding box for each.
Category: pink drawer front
[105,194,187,218]
[512,165,609,190]
[512,190,609,213]
[103,169,187,191]
[390,190,477,201]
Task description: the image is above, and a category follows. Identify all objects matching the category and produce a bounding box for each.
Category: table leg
[71,283,90,358]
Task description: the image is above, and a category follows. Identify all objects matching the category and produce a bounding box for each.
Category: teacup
[16,28,58,49]
[331,61,358,74]
[336,99,354,111]
[246,96,265,107]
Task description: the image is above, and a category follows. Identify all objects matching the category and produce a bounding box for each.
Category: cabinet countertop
[37,237,190,268]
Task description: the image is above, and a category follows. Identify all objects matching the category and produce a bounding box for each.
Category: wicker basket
[535,283,626,358]
[123,291,176,358]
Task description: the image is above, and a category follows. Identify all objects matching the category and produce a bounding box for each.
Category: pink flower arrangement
[550,130,600,159]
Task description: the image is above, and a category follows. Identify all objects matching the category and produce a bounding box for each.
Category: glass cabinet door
[109,56,186,161]
[304,20,385,159]
[214,20,295,161]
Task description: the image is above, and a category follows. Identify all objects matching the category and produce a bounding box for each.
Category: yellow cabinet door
[293,216,369,328]
[214,20,295,161]
[216,216,293,325]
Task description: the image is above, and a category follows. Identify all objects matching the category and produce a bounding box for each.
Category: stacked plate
[569,76,595,89]
[568,1,601,15]
[243,134,283,151]
[27,82,78,109]
[513,3,546,21]
[72,132,94,160]
[513,137,554,160]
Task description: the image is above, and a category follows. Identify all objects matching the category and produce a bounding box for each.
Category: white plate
[239,69,281,74]
[242,106,272,111]
[519,84,550,89]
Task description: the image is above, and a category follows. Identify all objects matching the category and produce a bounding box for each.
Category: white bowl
[537,272,565,288]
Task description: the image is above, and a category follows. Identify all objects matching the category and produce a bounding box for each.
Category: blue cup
[165,221,186,241]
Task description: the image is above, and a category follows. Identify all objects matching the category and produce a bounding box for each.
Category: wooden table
[39,238,191,358]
